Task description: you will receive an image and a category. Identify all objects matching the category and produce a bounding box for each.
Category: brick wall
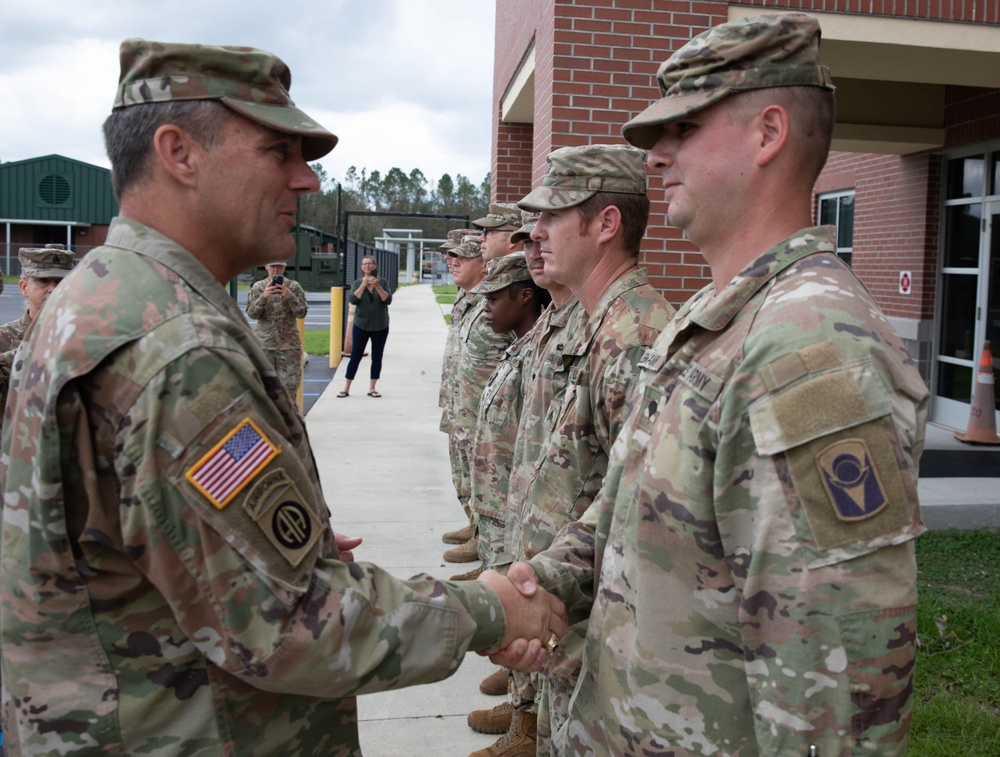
[818,151,941,321]
[493,0,548,200]
[492,0,998,314]
[494,120,535,204]
[946,86,1000,148]
[731,0,998,23]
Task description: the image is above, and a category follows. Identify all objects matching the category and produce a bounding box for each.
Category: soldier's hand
[334,532,363,562]
[476,567,566,672]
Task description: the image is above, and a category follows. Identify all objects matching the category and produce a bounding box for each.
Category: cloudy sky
[0,0,496,189]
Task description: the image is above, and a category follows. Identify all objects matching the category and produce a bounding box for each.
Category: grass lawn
[433,283,457,307]
[911,528,1000,754]
[303,329,332,356]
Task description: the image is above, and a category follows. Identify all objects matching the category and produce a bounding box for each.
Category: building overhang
[730,7,1000,155]
[501,42,535,123]
[497,10,1000,155]
[1,219,92,227]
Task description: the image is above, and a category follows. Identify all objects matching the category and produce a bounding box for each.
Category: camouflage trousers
[450,432,475,523]
[476,515,510,569]
[511,669,538,712]
[263,347,302,399]
[447,433,473,521]
[537,675,573,756]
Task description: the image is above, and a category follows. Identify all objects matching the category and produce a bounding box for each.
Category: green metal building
[1,155,344,289]
[0,154,118,274]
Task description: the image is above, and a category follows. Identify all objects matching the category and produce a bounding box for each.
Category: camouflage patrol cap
[440,228,479,252]
[517,144,647,212]
[19,244,75,279]
[473,203,521,230]
[113,39,338,160]
[510,211,540,244]
[447,235,483,259]
[470,252,530,294]
[622,13,835,149]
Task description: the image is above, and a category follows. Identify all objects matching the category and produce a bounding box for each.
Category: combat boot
[443,536,479,563]
[450,565,484,581]
[479,667,508,695]
[442,523,475,544]
[467,701,513,734]
[469,709,537,756]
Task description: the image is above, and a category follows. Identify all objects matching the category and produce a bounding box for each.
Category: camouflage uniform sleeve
[0,349,11,416]
[245,280,266,320]
[527,342,648,612]
[729,336,925,753]
[0,316,25,354]
[528,501,599,616]
[590,343,647,455]
[117,348,506,696]
[287,280,308,319]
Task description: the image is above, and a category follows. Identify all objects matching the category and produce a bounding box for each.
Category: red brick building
[491,0,1000,430]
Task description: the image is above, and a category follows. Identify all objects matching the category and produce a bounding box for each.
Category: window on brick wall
[818,191,855,267]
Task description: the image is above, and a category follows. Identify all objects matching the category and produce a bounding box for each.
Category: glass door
[933,151,1000,429]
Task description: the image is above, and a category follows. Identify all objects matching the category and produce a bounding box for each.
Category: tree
[296,164,490,246]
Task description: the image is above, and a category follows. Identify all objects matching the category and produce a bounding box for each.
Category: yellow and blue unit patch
[186,418,280,510]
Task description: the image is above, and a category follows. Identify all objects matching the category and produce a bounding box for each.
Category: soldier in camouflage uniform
[0,39,567,757]
[437,227,479,425]
[445,236,518,568]
[475,203,522,261]
[493,14,929,756]
[440,232,488,547]
[475,145,676,756]
[246,260,308,398]
[465,216,582,752]
[468,252,550,577]
[0,245,74,419]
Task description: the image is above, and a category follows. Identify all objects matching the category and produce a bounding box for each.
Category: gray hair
[102,100,231,199]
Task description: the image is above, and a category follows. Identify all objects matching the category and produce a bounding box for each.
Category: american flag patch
[185,418,280,510]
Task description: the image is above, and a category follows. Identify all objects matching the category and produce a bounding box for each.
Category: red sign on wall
[899,271,912,295]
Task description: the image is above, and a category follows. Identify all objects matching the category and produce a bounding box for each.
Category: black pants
[345,325,389,380]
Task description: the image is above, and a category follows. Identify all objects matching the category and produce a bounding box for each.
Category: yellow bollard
[329,287,343,368]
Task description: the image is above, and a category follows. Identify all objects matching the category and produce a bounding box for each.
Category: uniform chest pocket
[484,362,519,429]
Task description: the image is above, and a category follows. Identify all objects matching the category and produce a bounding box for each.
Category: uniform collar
[687,226,837,333]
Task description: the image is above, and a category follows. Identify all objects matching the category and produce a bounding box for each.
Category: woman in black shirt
[338,256,392,397]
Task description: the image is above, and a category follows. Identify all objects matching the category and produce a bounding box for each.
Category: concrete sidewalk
[306,283,501,756]
[303,282,1000,756]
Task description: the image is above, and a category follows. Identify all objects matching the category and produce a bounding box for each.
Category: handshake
[476,563,566,672]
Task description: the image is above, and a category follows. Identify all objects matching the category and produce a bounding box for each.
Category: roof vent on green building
[38,174,71,206]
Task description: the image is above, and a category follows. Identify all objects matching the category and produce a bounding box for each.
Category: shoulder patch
[243,469,322,567]
[815,438,889,521]
[185,418,280,510]
[784,421,915,554]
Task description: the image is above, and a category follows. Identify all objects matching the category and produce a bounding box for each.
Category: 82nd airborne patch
[243,468,323,567]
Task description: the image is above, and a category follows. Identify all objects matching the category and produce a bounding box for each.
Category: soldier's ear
[594,204,623,245]
[755,104,791,168]
[151,124,200,189]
